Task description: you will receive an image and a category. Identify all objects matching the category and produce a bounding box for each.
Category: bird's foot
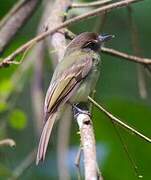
[72,103,91,118]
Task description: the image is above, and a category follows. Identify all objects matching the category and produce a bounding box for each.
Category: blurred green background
[0,0,151,179]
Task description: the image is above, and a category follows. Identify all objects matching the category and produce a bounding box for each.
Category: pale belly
[70,67,100,103]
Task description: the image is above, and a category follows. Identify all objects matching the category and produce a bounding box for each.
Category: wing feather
[44,55,92,120]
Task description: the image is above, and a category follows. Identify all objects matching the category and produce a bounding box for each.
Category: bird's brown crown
[65,32,100,55]
[68,32,98,48]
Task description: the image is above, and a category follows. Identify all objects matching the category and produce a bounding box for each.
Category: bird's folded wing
[44,56,93,120]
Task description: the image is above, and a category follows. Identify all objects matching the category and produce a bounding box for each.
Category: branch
[0,0,40,53]
[31,42,44,136]
[0,0,143,68]
[76,113,103,180]
[0,0,27,28]
[71,0,112,8]
[101,47,151,64]
[127,6,147,99]
[57,105,71,180]
[0,138,16,147]
[44,0,70,66]
[88,96,151,143]
[8,148,36,180]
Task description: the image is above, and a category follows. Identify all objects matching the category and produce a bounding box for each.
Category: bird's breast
[70,58,100,103]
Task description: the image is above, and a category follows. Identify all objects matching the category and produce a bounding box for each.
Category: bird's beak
[98,34,115,42]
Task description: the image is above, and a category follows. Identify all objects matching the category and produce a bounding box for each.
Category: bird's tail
[36,113,57,165]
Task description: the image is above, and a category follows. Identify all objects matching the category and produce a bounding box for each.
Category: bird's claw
[72,104,91,118]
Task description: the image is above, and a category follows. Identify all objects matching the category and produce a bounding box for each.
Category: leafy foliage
[9,109,27,130]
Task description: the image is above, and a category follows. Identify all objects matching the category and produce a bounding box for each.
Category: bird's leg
[71,102,91,119]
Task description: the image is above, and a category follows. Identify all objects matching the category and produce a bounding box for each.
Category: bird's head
[65,32,114,55]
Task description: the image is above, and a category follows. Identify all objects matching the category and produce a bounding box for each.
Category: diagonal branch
[71,0,112,8]
[0,0,28,28]
[0,0,40,53]
[101,47,151,64]
[8,148,36,180]
[0,0,144,68]
[88,96,151,143]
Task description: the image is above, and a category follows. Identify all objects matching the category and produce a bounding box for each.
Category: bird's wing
[44,55,93,121]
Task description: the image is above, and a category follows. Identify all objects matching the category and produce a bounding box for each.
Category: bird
[36,32,113,165]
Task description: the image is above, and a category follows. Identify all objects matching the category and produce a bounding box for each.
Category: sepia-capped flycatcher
[36,32,113,164]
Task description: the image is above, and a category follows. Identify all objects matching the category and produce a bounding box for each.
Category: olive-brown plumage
[36,32,113,164]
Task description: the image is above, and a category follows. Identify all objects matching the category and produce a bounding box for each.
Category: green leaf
[0,79,13,98]
[0,164,12,177]
[9,109,27,130]
[0,102,8,112]
[0,79,13,92]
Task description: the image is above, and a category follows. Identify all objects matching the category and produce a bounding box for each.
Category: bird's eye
[82,41,100,51]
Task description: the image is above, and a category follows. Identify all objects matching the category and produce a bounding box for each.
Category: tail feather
[36,113,57,165]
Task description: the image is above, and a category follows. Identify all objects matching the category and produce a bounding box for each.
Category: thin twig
[145,65,151,77]
[71,0,112,8]
[101,47,151,64]
[0,138,16,147]
[0,0,40,53]
[88,96,151,143]
[8,148,36,180]
[137,63,148,98]
[112,122,143,178]
[0,0,144,68]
